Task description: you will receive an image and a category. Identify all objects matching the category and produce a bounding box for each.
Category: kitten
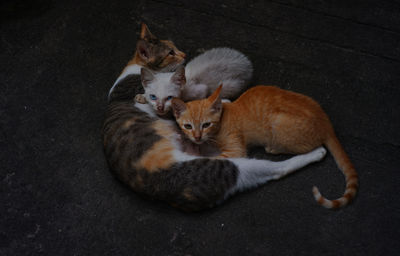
[108,23,186,101]
[171,85,358,209]
[104,28,326,211]
[137,47,253,116]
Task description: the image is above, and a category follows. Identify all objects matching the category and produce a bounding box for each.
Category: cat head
[135,23,186,72]
[141,66,186,116]
[171,85,223,144]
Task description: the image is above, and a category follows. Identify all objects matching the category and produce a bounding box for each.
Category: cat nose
[194,135,201,141]
[157,105,163,111]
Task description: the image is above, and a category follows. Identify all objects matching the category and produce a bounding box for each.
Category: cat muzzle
[194,135,203,143]
[156,105,164,112]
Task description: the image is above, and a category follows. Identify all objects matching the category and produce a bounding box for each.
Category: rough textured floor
[1,0,400,255]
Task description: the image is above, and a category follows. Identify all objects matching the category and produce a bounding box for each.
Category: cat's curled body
[171,85,358,209]
[138,47,253,116]
[103,24,327,211]
[183,47,253,100]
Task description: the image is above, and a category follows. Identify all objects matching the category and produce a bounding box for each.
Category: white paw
[221,99,231,103]
[310,147,327,161]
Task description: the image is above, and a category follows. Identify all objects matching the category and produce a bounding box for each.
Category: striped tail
[312,133,358,209]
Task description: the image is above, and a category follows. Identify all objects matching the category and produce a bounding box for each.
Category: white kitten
[140,68,184,116]
[139,47,253,116]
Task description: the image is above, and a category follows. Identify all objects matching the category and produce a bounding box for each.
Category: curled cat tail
[108,72,142,103]
[313,133,358,209]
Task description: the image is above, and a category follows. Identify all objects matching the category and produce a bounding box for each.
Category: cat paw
[135,94,147,104]
[309,147,327,161]
[265,146,281,154]
[221,99,231,103]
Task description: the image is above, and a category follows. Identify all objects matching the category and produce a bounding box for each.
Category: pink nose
[194,136,201,141]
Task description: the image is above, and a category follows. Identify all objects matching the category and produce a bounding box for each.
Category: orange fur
[173,85,358,209]
[160,39,186,65]
[137,138,175,172]
[136,120,177,172]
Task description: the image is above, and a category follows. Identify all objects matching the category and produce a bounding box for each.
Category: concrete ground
[1,0,399,255]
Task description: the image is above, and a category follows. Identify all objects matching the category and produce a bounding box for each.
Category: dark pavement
[1,0,400,255]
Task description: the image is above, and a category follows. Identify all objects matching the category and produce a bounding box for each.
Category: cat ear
[209,84,223,113]
[140,23,157,40]
[170,66,186,88]
[141,68,154,88]
[171,98,187,118]
[136,40,150,60]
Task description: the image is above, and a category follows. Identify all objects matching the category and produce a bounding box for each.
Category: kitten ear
[209,84,223,113]
[141,68,154,88]
[171,98,187,118]
[140,23,156,40]
[170,66,186,88]
[136,40,150,60]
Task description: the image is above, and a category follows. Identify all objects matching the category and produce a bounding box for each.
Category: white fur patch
[108,64,142,100]
[226,147,326,197]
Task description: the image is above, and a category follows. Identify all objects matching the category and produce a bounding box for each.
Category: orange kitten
[172,85,358,209]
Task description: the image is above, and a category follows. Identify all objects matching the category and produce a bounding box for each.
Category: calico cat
[171,85,358,209]
[108,23,186,101]
[103,27,327,211]
[136,47,252,116]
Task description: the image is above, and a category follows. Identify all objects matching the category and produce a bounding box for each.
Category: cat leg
[227,147,326,193]
[217,136,246,158]
[217,149,246,159]
[134,94,147,104]
[265,147,327,180]
[264,146,283,154]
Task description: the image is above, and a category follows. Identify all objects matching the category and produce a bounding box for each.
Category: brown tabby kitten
[103,25,327,211]
[172,85,358,209]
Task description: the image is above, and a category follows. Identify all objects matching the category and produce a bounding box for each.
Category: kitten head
[171,85,223,144]
[136,23,186,72]
[141,66,186,116]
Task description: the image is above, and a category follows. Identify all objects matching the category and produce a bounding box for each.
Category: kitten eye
[169,50,175,56]
[202,122,211,129]
[149,94,157,100]
[183,124,192,130]
[166,96,173,100]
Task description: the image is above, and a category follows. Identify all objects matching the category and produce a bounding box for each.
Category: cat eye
[183,124,192,130]
[202,122,211,128]
[169,50,175,56]
[150,94,157,100]
[166,96,173,100]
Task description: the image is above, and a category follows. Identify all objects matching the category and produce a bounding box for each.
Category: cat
[136,47,253,116]
[103,26,327,211]
[108,23,186,101]
[171,85,358,209]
